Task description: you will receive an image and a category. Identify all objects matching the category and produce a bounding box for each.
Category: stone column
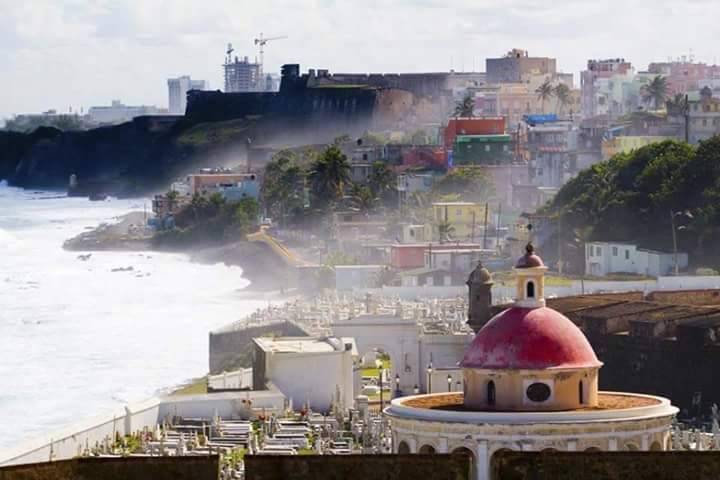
[642,434,649,451]
[475,440,489,480]
[408,437,417,453]
[438,437,448,453]
[609,437,618,451]
[567,440,577,451]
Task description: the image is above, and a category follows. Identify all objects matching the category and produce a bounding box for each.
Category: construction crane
[225,43,235,64]
[254,33,288,77]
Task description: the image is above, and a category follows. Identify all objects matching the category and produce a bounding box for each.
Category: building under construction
[224,54,263,93]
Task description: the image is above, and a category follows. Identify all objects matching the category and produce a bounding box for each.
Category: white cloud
[1,0,719,119]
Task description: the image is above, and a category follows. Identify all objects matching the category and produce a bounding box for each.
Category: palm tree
[436,220,455,244]
[350,184,378,215]
[454,92,475,117]
[641,75,668,110]
[553,83,571,116]
[536,80,554,113]
[666,93,688,117]
[308,145,351,204]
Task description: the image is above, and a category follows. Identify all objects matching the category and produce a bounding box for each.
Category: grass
[297,447,316,455]
[169,377,208,396]
[360,359,391,377]
[176,119,254,147]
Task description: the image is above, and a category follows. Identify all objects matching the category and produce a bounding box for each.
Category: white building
[252,336,357,412]
[585,242,688,277]
[86,100,161,125]
[334,265,386,290]
[385,246,678,480]
[168,76,207,114]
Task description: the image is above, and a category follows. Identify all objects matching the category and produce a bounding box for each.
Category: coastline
[62,213,295,292]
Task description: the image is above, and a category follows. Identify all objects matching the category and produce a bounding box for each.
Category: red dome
[515,253,544,268]
[461,307,602,370]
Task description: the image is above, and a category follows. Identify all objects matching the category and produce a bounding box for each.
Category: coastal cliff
[0,116,259,196]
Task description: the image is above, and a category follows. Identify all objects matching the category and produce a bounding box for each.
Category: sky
[1,0,719,120]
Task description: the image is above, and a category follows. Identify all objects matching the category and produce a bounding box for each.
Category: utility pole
[470,211,476,243]
[482,203,489,250]
[495,202,502,254]
[685,93,690,143]
[558,213,563,275]
[671,210,679,276]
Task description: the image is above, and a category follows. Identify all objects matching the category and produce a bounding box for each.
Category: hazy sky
[2,0,719,119]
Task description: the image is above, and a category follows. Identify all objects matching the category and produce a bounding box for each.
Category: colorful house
[453,134,514,165]
[425,202,490,242]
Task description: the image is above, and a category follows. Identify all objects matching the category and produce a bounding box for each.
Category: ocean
[0,183,265,451]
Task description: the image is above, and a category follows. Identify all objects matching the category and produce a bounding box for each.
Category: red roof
[515,252,544,268]
[461,307,602,370]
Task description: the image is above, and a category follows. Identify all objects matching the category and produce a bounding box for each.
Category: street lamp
[670,210,693,275]
[447,374,453,392]
[456,380,461,392]
[426,363,433,394]
[395,373,400,397]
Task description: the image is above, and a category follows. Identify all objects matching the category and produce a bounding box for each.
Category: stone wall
[245,454,470,480]
[209,321,308,374]
[491,451,720,480]
[647,288,720,306]
[0,456,219,480]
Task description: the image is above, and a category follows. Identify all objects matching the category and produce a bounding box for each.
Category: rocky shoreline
[63,213,292,292]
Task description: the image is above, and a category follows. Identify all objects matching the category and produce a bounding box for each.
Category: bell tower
[467,262,493,333]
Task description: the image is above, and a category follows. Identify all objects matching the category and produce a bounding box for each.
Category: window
[612,246,618,256]
[485,145,491,152]
[487,381,496,406]
[625,250,630,260]
[596,246,602,256]
[526,382,551,402]
[526,281,535,299]
[579,381,585,404]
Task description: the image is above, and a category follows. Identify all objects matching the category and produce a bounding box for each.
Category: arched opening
[540,448,558,453]
[526,281,535,299]
[451,447,476,479]
[579,380,584,404]
[650,441,663,451]
[624,443,639,451]
[397,441,410,454]
[487,380,496,406]
[584,447,602,452]
[418,444,436,454]
[358,347,395,404]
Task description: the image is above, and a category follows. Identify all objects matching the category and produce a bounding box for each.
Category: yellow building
[425,202,490,242]
[601,136,671,160]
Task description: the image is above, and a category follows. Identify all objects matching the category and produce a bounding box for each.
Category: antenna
[225,43,234,64]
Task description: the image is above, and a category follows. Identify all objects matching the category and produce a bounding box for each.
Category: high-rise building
[167,76,207,114]
[224,56,262,92]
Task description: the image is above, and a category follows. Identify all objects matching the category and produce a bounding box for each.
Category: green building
[453,134,514,165]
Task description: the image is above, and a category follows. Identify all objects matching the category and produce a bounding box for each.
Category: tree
[666,93,688,117]
[261,150,307,225]
[308,145,351,206]
[641,75,668,110]
[543,138,720,269]
[454,92,475,117]
[536,80,554,113]
[432,167,494,203]
[349,184,378,215]
[436,220,455,244]
[553,83,571,115]
[165,190,180,214]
